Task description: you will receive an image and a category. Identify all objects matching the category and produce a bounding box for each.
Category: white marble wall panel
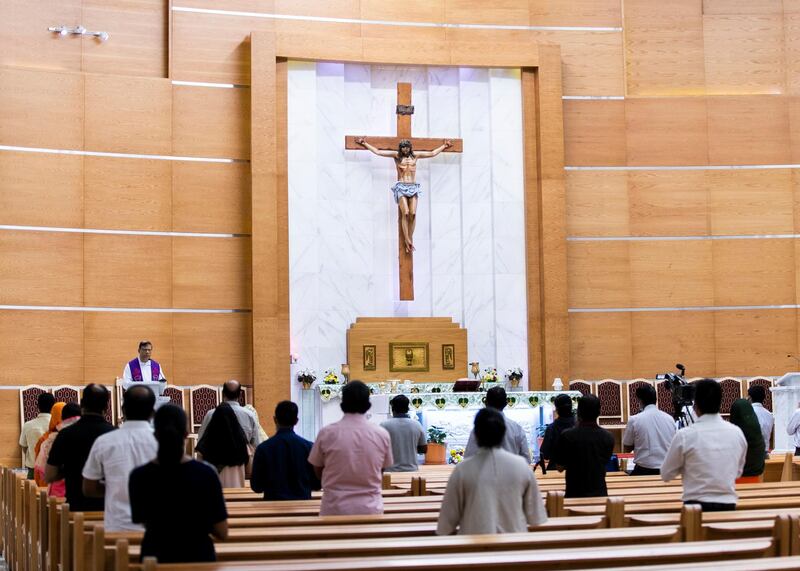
[489,69,528,388]
[288,62,528,390]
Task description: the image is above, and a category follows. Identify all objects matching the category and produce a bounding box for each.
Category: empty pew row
[134,537,790,571]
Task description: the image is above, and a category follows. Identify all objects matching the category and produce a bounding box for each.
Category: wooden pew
[85,515,610,571]
[599,556,800,571]
[94,510,800,571]
[12,464,800,571]
[138,537,781,571]
[59,480,800,569]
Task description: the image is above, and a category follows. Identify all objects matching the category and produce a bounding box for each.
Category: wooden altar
[346,317,468,382]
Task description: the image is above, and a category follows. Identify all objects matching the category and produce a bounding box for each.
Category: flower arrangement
[448,446,465,465]
[297,368,316,388]
[482,367,498,383]
[323,368,340,384]
[506,367,523,388]
[506,367,523,380]
[427,425,448,445]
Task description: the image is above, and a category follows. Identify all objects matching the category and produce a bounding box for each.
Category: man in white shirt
[19,392,55,479]
[661,379,747,512]
[464,386,530,463]
[198,380,262,447]
[82,385,158,531]
[437,408,546,535]
[623,384,677,476]
[748,385,773,455]
[122,340,166,383]
[786,403,800,456]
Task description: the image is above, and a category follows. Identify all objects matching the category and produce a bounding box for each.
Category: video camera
[656,364,694,425]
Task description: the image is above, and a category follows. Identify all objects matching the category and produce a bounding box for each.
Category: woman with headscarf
[195,402,249,487]
[730,398,766,484]
[33,402,81,493]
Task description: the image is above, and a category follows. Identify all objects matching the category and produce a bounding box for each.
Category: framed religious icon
[442,344,455,370]
[363,345,377,371]
[389,342,429,372]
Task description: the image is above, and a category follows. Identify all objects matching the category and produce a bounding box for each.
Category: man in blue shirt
[250,401,320,500]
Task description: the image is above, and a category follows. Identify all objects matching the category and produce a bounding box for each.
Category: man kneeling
[660,378,747,511]
[437,408,547,534]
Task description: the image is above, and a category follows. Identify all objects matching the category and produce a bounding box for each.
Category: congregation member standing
[82,385,158,531]
[437,408,547,535]
[45,385,116,511]
[33,403,80,494]
[553,395,614,498]
[622,384,676,476]
[539,394,576,471]
[464,386,530,462]
[129,405,228,563]
[380,395,427,472]
[196,402,250,488]
[198,380,262,449]
[122,340,166,383]
[729,399,766,483]
[20,392,55,479]
[308,381,393,515]
[748,385,773,454]
[250,401,319,500]
[787,402,800,456]
[661,379,747,511]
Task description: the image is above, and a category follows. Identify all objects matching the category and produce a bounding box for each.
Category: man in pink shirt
[308,381,393,515]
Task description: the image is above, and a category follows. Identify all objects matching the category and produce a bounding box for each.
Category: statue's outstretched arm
[355,137,397,158]
[415,139,453,159]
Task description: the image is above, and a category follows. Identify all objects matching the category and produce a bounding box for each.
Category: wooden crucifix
[345,83,463,301]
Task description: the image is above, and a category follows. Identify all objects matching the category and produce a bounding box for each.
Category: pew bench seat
[139,538,777,571]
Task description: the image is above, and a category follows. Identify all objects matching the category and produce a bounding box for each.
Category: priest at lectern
[122,341,166,384]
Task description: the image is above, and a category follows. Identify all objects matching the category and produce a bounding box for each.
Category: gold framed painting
[442,344,455,370]
[389,342,429,372]
[363,345,377,371]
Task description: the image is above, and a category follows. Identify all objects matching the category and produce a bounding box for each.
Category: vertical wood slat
[251,34,291,426]
[522,67,545,390]
[536,45,570,386]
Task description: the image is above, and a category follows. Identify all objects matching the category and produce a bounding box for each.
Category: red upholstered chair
[626,379,655,419]
[568,380,593,397]
[656,380,676,418]
[597,380,625,427]
[237,386,249,407]
[718,378,743,418]
[163,386,185,409]
[189,385,221,433]
[19,386,51,424]
[747,377,774,412]
[51,385,80,405]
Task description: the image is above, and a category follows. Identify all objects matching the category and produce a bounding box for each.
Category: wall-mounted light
[48,25,109,42]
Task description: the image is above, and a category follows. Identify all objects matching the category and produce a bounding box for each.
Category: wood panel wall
[3,0,800,462]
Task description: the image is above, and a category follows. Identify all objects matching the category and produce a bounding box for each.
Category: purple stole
[129,359,161,382]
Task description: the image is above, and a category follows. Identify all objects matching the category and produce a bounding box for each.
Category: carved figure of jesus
[356,137,452,253]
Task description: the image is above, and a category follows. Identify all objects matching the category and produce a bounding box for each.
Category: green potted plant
[425,425,448,465]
